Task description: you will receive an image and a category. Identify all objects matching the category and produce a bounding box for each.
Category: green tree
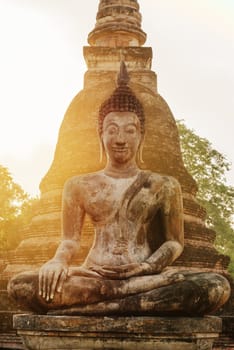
[0,165,27,219]
[0,165,37,252]
[177,120,234,275]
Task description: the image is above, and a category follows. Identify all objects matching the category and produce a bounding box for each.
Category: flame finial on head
[117,61,130,86]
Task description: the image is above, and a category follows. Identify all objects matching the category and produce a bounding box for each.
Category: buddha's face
[102,111,142,164]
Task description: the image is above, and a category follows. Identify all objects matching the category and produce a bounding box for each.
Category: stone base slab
[213,316,234,349]
[13,314,222,350]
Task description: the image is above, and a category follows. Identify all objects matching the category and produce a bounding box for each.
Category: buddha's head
[98,62,145,164]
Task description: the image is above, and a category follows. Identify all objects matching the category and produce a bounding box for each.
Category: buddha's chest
[82,179,165,225]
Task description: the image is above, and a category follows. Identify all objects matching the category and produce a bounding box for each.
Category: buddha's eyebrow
[104,121,118,128]
[104,121,138,128]
[125,123,138,127]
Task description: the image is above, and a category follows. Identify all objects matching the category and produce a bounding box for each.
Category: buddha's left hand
[91,262,151,279]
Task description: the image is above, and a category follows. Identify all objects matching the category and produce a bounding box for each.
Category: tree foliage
[0,165,38,253]
[0,165,27,220]
[177,120,234,275]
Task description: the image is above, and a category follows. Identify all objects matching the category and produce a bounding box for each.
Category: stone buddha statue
[8,62,230,316]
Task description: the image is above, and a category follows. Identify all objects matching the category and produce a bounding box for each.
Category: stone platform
[0,311,24,350]
[213,316,234,349]
[13,314,222,350]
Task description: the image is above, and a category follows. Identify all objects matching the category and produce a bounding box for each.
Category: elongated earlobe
[137,143,144,164]
[99,140,106,164]
[99,141,103,163]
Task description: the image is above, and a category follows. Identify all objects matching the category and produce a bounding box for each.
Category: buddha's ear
[137,135,145,164]
[99,138,105,163]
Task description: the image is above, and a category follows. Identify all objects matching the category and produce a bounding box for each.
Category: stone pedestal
[213,316,234,349]
[13,314,222,350]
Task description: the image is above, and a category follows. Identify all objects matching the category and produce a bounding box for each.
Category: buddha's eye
[106,125,118,135]
[125,126,137,134]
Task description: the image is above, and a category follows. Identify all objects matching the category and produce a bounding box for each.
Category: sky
[0,0,233,196]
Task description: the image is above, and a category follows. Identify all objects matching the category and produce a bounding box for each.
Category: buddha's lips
[112,147,128,152]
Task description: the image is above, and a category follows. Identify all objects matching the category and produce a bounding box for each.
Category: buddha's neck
[104,161,140,178]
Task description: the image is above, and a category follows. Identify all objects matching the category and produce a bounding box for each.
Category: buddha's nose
[115,131,126,145]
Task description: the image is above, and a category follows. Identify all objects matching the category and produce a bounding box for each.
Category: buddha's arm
[39,177,85,301]
[134,177,184,275]
[145,178,184,273]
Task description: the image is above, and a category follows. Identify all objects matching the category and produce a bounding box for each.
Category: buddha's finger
[102,264,135,273]
[101,265,125,272]
[56,270,67,293]
[101,270,123,279]
[69,267,101,278]
[43,271,48,300]
[46,270,54,301]
[50,270,60,300]
[40,270,46,299]
[38,270,43,296]
[93,267,118,277]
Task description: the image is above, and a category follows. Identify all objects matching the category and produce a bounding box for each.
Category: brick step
[0,332,24,350]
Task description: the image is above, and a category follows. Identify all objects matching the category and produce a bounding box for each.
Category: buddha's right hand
[39,260,68,302]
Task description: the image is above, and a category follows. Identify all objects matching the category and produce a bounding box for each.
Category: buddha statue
[8,62,230,316]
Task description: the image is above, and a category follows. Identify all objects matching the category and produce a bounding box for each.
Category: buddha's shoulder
[144,171,181,189]
[64,171,106,189]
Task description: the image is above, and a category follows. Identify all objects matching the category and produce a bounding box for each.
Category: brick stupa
[2,0,229,284]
